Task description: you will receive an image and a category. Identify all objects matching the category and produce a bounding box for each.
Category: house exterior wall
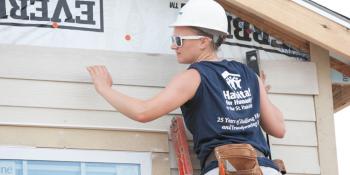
[0,44,320,175]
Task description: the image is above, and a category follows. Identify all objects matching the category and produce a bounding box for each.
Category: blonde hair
[191,27,226,51]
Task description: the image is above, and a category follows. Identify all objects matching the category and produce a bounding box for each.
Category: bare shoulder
[170,68,201,85]
[164,68,201,99]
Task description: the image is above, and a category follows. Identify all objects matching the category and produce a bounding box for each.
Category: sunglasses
[171,35,207,47]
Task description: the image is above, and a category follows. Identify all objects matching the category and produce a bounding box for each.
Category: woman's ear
[199,37,211,50]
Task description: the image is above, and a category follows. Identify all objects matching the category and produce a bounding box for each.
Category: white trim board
[0,146,152,175]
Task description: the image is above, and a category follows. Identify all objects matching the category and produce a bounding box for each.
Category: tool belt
[214,144,263,175]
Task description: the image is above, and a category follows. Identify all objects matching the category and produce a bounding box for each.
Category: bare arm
[258,76,286,138]
[87,65,200,123]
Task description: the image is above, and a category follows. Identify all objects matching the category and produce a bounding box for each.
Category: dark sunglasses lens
[176,36,182,47]
[175,37,182,47]
[171,36,182,47]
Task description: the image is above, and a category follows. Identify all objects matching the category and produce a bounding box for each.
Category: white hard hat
[170,0,228,36]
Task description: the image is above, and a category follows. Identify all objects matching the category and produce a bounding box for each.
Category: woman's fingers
[260,70,266,82]
[102,65,108,74]
[87,65,112,82]
[87,65,105,75]
[86,65,113,92]
[87,66,95,77]
[265,85,271,92]
[96,65,104,74]
[260,70,271,93]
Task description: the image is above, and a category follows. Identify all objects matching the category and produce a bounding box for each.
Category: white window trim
[0,146,152,175]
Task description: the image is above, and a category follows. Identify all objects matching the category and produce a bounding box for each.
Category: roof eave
[218,0,350,61]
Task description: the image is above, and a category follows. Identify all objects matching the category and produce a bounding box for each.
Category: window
[0,147,152,175]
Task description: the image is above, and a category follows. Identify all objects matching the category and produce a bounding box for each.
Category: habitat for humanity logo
[221,71,253,112]
[0,0,104,32]
[221,71,242,90]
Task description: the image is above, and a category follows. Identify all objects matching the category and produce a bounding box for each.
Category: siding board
[0,79,314,120]
[261,60,319,95]
[269,94,316,121]
[0,126,169,153]
[0,44,185,87]
[0,44,318,95]
[0,78,180,113]
[152,153,171,175]
[0,105,317,146]
[0,106,172,132]
[270,121,317,146]
[271,145,320,174]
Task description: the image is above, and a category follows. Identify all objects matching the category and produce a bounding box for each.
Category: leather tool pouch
[214,144,263,175]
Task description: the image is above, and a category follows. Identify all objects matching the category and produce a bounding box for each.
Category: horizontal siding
[0,78,315,120]
[0,126,169,153]
[169,143,320,174]
[270,121,317,146]
[152,153,171,175]
[271,145,320,174]
[0,44,321,175]
[0,44,185,87]
[269,94,316,121]
[0,106,172,132]
[0,78,183,114]
[0,106,317,147]
[0,44,318,95]
[0,78,158,110]
[261,60,319,95]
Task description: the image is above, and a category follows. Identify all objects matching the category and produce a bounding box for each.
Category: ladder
[170,116,193,175]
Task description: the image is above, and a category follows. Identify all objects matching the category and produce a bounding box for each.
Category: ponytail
[213,35,226,50]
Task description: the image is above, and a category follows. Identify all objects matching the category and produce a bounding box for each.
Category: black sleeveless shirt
[180,60,278,174]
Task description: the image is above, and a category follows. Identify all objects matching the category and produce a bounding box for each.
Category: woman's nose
[171,42,178,50]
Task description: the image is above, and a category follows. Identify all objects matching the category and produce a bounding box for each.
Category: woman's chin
[176,56,184,63]
[176,56,191,64]
[177,59,189,64]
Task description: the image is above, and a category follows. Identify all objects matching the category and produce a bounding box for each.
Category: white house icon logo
[221,71,242,90]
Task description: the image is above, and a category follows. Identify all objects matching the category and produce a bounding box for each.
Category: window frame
[0,146,152,175]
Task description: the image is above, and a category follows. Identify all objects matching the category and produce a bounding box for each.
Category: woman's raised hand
[87,65,113,93]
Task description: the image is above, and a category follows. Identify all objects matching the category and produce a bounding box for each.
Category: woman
[87,0,285,174]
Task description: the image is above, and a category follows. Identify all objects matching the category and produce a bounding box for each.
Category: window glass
[0,160,140,175]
